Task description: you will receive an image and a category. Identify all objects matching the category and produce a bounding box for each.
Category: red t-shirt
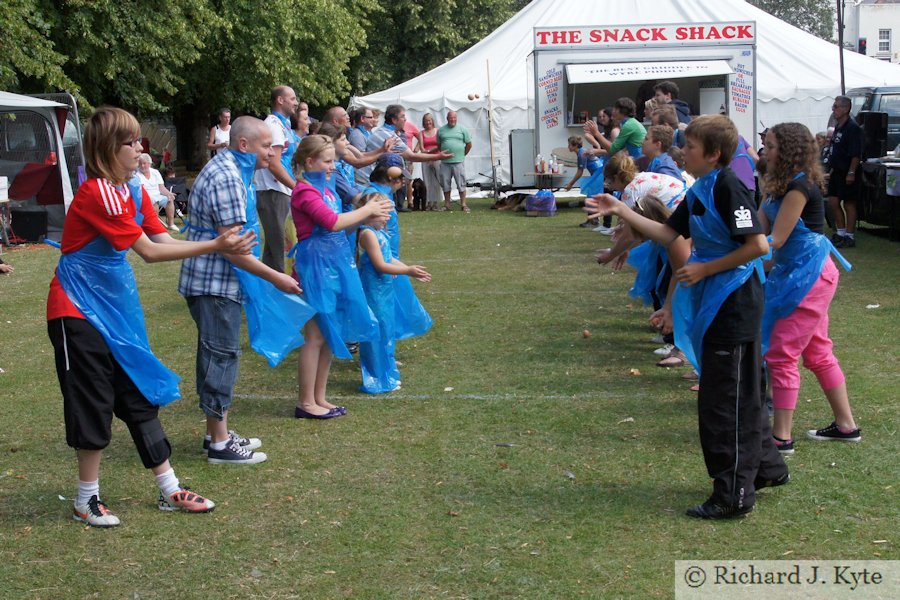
[46,178,167,320]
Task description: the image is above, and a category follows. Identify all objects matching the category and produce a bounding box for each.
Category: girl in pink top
[289,135,393,420]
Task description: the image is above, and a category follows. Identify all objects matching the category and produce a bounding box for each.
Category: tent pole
[837,0,846,94]
[486,59,499,198]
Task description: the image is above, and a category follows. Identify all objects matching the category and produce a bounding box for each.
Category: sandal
[657,349,686,368]
[682,370,699,381]
[440,206,452,212]
[461,205,471,213]
[690,384,700,392]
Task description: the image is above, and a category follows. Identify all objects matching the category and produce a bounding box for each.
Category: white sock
[209,439,229,451]
[845,232,855,239]
[154,468,181,497]
[76,480,99,507]
[837,228,847,236]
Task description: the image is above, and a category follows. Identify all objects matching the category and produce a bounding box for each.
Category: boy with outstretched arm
[586,115,789,519]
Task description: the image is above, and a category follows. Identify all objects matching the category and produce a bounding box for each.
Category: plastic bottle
[540,155,546,174]
[535,154,542,173]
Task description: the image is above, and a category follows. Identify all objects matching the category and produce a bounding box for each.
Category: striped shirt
[178,150,247,301]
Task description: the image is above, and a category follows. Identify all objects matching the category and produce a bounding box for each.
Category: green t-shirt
[437,124,471,164]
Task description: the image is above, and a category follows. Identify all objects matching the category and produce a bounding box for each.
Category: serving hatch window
[563,60,734,126]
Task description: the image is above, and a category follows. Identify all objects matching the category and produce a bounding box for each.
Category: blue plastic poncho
[627,240,669,306]
[671,170,765,373]
[579,152,607,197]
[292,171,378,360]
[54,184,181,406]
[364,181,400,259]
[357,225,432,393]
[760,174,851,354]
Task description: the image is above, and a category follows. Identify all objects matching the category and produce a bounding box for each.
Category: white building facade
[845,0,900,63]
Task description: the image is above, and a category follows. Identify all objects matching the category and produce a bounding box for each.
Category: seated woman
[135,153,179,232]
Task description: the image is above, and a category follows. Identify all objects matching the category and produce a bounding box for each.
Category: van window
[877,94,900,117]
[849,95,869,116]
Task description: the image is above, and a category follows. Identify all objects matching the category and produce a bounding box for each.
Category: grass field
[0,201,897,599]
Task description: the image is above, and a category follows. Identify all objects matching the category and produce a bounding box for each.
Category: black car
[846,86,900,153]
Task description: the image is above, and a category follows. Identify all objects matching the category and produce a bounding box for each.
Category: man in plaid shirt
[179,117,301,465]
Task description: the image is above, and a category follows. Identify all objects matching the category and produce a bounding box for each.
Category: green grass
[0,203,898,599]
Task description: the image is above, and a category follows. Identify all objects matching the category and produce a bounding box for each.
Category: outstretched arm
[586,194,680,247]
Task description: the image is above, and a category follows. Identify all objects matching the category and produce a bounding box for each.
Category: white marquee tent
[351,0,900,186]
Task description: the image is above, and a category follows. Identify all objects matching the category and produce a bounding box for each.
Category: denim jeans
[187,295,242,419]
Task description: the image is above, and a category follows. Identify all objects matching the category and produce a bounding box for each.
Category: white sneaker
[593,225,615,235]
[650,333,665,344]
[73,495,120,528]
[168,224,181,233]
[653,343,675,356]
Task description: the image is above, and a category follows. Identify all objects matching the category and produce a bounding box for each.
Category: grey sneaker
[73,495,120,528]
[207,438,268,465]
[203,430,262,454]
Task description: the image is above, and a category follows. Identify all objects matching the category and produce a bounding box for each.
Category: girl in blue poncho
[758,123,859,454]
[356,191,433,393]
[290,135,393,419]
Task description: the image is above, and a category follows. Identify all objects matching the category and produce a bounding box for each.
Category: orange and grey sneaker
[158,487,216,513]
[73,495,121,528]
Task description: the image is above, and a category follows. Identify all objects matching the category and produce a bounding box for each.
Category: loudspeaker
[857,110,888,159]
[10,208,48,242]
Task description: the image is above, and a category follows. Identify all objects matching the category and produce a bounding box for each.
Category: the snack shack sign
[534,22,756,49]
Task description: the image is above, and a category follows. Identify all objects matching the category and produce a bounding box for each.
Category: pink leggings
[765,258,845,411]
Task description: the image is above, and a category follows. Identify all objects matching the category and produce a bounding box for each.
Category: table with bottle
[527,153,567,189]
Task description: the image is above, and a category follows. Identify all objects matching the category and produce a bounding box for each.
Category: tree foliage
[749,0,834,41]
[0,0,77,94]
[348,0,530,95]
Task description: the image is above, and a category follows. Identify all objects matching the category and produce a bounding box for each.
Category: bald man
[180,116,301,465]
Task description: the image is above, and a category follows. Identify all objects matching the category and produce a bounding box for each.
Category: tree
[347,0,528,96]
[749,0,834,41]
[174,0,376,166]
[0,0,77,95]
[45,0,219,113]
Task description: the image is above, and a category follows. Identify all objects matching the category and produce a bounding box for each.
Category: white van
[0,91,83,242]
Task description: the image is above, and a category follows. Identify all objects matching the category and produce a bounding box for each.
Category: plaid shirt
[178,150,247,301]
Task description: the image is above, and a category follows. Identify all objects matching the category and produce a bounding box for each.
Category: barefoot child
[758,123,858,454]
[48,107,257,526]
[290,135,393,419]
[356,192,433,393]
[587,115,789,519]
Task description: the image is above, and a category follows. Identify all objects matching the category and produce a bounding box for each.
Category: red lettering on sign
[737,25,752,38]
[589,29,602,43]
[536,31,551,45]
[706,26,722,40]
[675,27,688,41]
[722,25,736,38]
[570,30,582,44]
[651,27,666,41]
[620,28,636,42]
[636,28,650,41]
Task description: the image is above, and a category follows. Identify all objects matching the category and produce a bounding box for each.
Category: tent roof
[357,0,900,109]
[0,91,67,110]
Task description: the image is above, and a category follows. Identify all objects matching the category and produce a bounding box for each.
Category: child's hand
[649,307,673,334]
[408,265,431,282]
[595,248,612,264]
[584,194,619,219]
[612,250,628,271]
[368,199,394,219]
[216,226,258,255]
[675,262,708,287]
[273,272,302,294]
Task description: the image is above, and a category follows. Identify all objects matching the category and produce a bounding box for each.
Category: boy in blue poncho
[586,115,789,520]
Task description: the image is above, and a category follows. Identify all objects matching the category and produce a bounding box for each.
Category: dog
[411,178,427,211]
